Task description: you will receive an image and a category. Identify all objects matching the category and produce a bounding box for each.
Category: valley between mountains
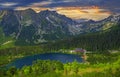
[0,8,120,77]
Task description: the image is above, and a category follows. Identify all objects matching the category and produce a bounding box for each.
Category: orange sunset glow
[55,6,111,21]
[16,6,111,21]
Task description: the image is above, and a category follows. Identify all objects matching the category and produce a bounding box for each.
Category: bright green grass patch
[102,22,115,30]
[0,26,15,50]
[0,40,15,50]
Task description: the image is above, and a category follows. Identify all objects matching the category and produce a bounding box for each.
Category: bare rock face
[0,9,120,44]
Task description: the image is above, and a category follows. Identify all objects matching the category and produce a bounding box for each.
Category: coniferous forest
[0,0,120,76]
[0,23,120,77]
[43,23,120,52]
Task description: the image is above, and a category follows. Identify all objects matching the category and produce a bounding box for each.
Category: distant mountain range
[0,9,120,45]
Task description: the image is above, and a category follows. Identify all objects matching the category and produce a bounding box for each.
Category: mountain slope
[0,9,78,45]
[44,23,120,52]
[0,9,120,45]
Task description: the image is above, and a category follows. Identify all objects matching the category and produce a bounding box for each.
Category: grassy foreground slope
[0,52,120,77]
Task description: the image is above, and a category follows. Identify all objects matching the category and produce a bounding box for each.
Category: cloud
[0,2,18,8]
[29,1,52,7]
[0,0,81,9]
[0,0,43,9]
[0,0,120,15]
[28,1,76,7]
[0,0,120,9]
[54,6,111,20]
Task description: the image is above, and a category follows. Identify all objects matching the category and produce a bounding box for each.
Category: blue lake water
[6,53,83,68]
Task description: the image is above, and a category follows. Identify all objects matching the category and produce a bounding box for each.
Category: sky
[0,0,120,21]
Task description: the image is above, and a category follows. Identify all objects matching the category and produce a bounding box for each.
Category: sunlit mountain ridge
[15,6,111,21]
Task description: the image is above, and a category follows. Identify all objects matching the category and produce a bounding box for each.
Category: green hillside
[0,27,15,49]
[0,27,7,44]
[0,23,120,52]
[0,21,120,77]
[44,23,120,52]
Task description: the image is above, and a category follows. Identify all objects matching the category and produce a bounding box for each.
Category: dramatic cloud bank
[0,0,119,20]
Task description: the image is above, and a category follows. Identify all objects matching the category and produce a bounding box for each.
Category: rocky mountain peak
[0,9,120,44]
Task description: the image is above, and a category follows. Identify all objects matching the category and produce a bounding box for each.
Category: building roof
[75,48,86,52]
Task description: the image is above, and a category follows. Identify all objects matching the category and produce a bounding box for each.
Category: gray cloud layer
[0,0,120,13]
